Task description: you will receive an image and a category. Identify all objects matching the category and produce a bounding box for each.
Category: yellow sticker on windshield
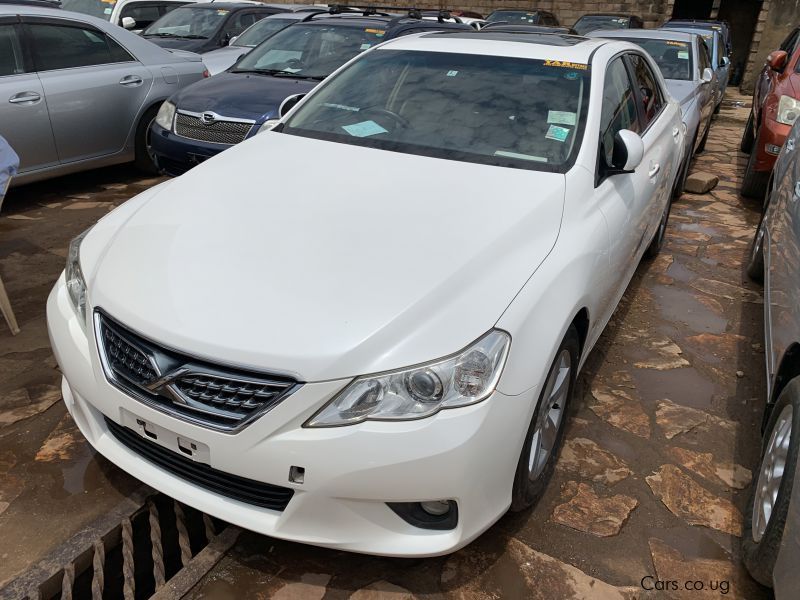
[544,60,588,70]
[666,41,688,47]
[365,28,385,34]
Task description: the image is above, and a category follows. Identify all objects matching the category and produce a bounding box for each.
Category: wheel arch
[769,343,800,426]
[571,307,590,359]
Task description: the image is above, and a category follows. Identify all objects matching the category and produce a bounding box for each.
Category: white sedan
[47,31,684,556]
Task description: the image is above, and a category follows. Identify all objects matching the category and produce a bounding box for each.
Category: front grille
[96,312,300,432]
[174,112,253,145]
[106,417,294,511]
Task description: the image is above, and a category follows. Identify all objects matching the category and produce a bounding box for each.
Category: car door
[0,18,58,174]
[593,56,651,307]
[24,17,153,164]
[696,39,716,125]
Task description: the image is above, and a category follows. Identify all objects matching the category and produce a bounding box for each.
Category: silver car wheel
[753,404,793,542]
[528,349,571,481]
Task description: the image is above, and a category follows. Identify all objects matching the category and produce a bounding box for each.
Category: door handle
[649,163,661,178]
[672,127,681,138]
[119,75,143,86]
[8,92,41,104]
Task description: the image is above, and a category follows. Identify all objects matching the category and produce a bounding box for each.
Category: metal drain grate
[1,490,240,600]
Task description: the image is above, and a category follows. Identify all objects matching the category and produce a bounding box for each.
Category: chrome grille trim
[94,310,301,433]
[173,110,255,145]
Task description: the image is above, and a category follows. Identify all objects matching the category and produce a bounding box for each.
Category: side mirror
[768,50,789,71]
[721,56,730,67]
[228,35,238,46]
[701,67,714,83]
[121,16,136,30]
[608,129,644,174]
[220,32,231,47]
[279,93,306,118]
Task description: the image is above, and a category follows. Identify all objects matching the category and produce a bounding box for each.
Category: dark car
[572,13,643,36]
[141,2,282,54]
[149,9,472,175]
[484,9,559,27]
[663,19,731,58]
[480,22,575,35]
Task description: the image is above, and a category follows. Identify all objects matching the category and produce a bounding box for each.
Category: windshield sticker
[666,41,688,47]
[564,71,580,80]
[323,103,360,112]
[342,120,388,137]
[104,7,112,13]
[447,70,458,77]
[545,124,570,143]
[544,60,588,71]
[360,43,372,50]
[678,50,689,60]
[365,28,385,36]
[101,0,115,3]
[216,9,229,15]
[495,150,547,163]
[547,110,577,126]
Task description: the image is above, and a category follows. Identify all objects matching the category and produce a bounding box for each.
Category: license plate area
[119,408,210,464]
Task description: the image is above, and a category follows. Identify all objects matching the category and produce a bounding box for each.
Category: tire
[696,119,711,153]
[672,151,691,200]
[741,110,755,153]
[134,106,160,175]
[747,209,767,282]
[644,198,671,259]
[511,326,579,512]
[743,380,800,587]
[742,140,770,199]
[714,101,722,115]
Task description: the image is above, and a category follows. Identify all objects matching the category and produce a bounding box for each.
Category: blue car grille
[174,112,254,145]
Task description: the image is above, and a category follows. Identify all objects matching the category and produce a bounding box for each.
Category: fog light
[420,500,451,516]
[766,144,782,155]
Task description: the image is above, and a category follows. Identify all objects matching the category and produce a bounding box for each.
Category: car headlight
[258,119,280,134]
[777,95,800,125]
[65,228,91,325]
[155,101,176,130]
[306,330,511,427]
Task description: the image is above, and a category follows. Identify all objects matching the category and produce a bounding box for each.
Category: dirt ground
[0,92,772,599]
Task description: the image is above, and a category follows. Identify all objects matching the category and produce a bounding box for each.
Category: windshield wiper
[175,34,207,39]
[144,32,178,37]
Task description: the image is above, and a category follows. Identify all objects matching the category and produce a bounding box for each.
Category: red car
[741,28,800,199]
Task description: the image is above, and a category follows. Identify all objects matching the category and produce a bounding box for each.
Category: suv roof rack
[326,5,457,22]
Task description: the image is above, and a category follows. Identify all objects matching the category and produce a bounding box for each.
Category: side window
[0,24,24,77]
[599,57,641,170]
[224,11,260,37]
[119,3,162,30]
[780,29,799,53]
[628,53,664,127]
[27,23,133,71]
[162,2,188,16]
[698,41,711,71]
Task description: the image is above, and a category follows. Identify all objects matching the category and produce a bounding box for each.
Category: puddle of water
[651,285,728,334]
[631,366,717,410]
[61,445,96,495]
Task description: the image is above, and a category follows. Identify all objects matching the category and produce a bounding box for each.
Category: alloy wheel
[528,349,571,481]
[753,404,793,541]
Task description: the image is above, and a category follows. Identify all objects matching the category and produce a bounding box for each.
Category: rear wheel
[134,106,160,175]
[511,327,579,512]
[741,110,755,153]
[743,381,800,587]
[742,138,770,198]
[696,119,711,152]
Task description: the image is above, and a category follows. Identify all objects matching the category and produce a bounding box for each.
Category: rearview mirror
[279,93,306,118]
[701,67,714,83]
[608,129,644,174]
[768,50,789,71]
[121,17,136,30]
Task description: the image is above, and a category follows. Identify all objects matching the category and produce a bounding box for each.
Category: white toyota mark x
[48,31,685,556]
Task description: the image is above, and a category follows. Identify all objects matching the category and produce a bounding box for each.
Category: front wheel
[696,119,711,152]
[743,380,800,587]
[742,139,770,199]
[510,326,579,511]
[134,106,160,175]
[741,110,755,153]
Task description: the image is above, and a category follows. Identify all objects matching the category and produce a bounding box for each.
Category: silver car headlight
[777,95,800,126]
[65,228,91,325]
[155,100,176,130]
[306,330,511,427]
[258,119,280,134]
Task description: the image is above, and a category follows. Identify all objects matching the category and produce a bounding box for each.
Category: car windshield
[282,50,590,172]
[143,7,226,39]
[486,11,539,24]
[620,38,693,80]
[231,23,386,79]
[232,16,296,48]
[61,0,114,20]
[573,15,630,35]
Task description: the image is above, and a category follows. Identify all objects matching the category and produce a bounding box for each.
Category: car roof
[182,2,270,9]
[586,28,696,43]
[576,13,639,19]
[481,24,574,35]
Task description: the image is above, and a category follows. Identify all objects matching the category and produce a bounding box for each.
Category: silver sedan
[0,3,207,187]
[587,29,717,192]
[745,117,800,597]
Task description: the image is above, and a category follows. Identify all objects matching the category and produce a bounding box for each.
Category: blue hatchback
[149,9,471,175]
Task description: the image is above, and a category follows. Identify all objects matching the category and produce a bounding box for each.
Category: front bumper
[754,117,792,173]
[149,122,235,176]
[46,276,533,556]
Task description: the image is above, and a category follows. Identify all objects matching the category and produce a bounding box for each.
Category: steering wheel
[364,107,410,129]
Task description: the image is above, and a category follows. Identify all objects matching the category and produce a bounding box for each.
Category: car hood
[89,134,565,382]
[144,36,207,53]
[666,79,698,106]
[202,46,252,75]
[171,71,318,121]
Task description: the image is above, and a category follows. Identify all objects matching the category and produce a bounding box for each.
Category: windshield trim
[281,50,592,174]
